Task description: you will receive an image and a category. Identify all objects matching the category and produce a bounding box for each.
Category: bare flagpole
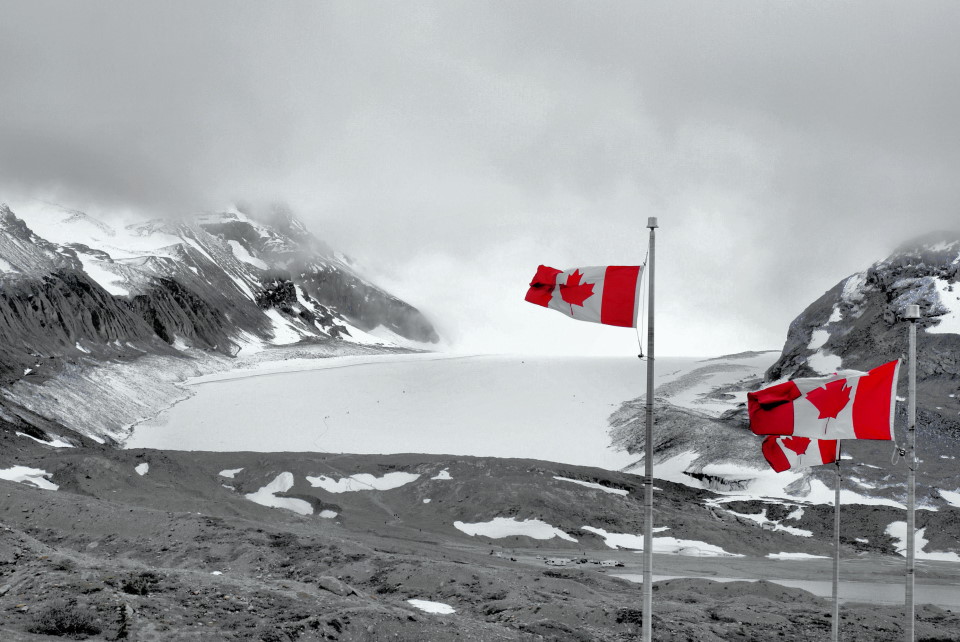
[904,303,919,642]
[642,217,657,642]
[832,441,842,642]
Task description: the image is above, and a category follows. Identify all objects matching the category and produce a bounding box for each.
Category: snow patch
[423,498,431,504]
[554,476,629,496]
[928,278,960,335]
[219,468,243,479]
[431,469,452,480]
[454,517,577,542]
[767,552,830,560]
[0,466,58,490]
[582,525,669,550]
[807,350,842,375]
[886,521,960,561]
[135,462,149,476]
[226,240,268,269]
[939,489,960,508]
[306,472,420,493]
[16,432,74,448]
[407,599,455,615]
[319,510,338,518]
[808,330,830,351]
[75,254,130,296]
[245,472,313,516]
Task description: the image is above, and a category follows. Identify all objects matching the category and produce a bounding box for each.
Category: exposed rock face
[767,232,960,427]
[0,202,438,440]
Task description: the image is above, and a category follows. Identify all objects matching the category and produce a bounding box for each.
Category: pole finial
[647,217,658,229]
[903,304,920,320]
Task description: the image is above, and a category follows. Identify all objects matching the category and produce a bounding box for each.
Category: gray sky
[3,1,960,356]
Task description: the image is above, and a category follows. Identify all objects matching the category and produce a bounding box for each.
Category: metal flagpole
[904,303,919,642]
[832,441,842,642]
[641,217,657,642]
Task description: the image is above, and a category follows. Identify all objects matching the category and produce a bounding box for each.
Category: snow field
[0,466,58,490]
[135,463,149,476]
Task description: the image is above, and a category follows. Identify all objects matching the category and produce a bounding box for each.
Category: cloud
[2,2,960,354]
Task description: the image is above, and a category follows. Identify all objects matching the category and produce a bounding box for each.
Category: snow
[828,305,843,323]
[226,240,268,269]
[841,272,867,303]
[808,330,830,351]
[407,599,455,615]
[806,480,907,508]
[210,571,223,575]
[306,472,420,493]
[319,510,338,518]
[74,342,90,353]
[940,489,960,508]
[582,525,670,550]
[807,350,843,375]
[128,354,648,470]
[135,462,149,476]
[264,309,304,345]
[431,469,452,480]
[454,517,577,542]
[219,468,244,479]
[651,352,778,415]
[244,472,313,516]
[886,521,960,562]
[928,278,960,335]
[726,508,813,537]
[0,256,16,272]
[767,552,830,560]
[74,254,130,296]
[554,476,629,496]
[16,432,74,448]
[0,466,58,490]
[423,498,432,503]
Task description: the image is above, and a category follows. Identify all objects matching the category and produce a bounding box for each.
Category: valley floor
[1,446,958,641]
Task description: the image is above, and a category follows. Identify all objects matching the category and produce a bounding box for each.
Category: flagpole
[904,303,919,642]
[642,216,657,642]
[832,441,842,642]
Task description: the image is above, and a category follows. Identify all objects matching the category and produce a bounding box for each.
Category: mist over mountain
[0,200,438,443]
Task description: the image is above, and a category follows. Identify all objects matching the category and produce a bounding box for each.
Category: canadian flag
[762,436,838,473]
[525,265,643,328]
[748,360,900,440]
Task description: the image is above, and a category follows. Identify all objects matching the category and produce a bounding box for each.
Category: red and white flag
[748,360,900,440]
[524,265,643,328]
[762,436,838,473]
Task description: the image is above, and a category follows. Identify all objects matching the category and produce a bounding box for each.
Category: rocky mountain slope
[609,235,960,510]
[0,201,438,444]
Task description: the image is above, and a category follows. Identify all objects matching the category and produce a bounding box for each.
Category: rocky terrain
[610,235,960,510]
[1,438,959,641]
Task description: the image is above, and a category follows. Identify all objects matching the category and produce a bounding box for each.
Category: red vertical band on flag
[818,439,839,465]
[599,266,641,327]
[851,359,899,439]
[748,381,801,435]
[761,436,791,472]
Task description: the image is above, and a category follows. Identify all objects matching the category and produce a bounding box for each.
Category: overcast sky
[2,2,960,356]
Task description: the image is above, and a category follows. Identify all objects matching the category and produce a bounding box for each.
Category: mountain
[609,235,960,517]
[0,201,438,443]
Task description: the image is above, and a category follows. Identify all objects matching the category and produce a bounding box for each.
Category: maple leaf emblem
[805,379,852,419]
[782,436,811,456]
[559,270,595,307]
